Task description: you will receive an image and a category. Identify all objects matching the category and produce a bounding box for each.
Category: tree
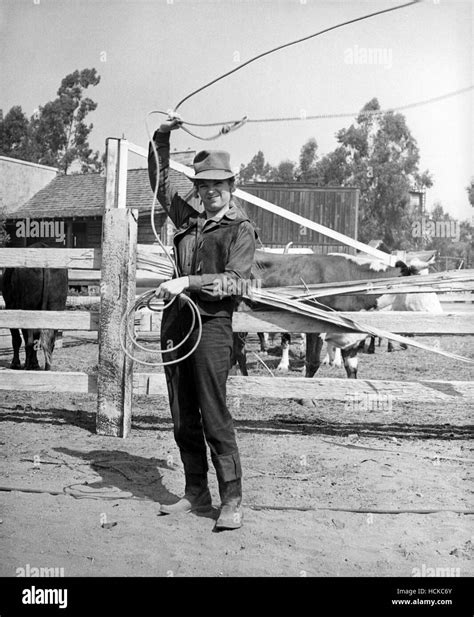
[297,138,318,182]
[418,202,474,269]
[319,98,433,247]
[270,160,297,183]
[239,98,432,248]
[314,146,349,186]
[0,69,102,174]
[467,178,474,208]
[239,150,274,183]
[0,106,29,160]
[0,202,11,247]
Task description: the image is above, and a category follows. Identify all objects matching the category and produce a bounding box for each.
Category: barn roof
[8,165,195,220]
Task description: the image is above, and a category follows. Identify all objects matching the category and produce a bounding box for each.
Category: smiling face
[196,179,234,216]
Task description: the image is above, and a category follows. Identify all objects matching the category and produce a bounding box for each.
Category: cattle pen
[0,137,473,438]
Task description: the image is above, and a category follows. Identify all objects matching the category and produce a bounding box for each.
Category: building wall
[0,156,58,215]
[240,184,359,252]
[6,214,169,248]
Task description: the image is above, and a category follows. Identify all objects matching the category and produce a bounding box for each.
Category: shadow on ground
[54,447,217,520]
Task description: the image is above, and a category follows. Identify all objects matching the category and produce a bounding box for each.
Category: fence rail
[1,137,472,439]
[0,309,472,335]
[0,372,472,406]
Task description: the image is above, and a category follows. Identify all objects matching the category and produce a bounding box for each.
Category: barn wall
[85,219,102,247]
[5,213,169,249]
[240,184,359,252]
[85,214,169,247]
[137,213,168,244]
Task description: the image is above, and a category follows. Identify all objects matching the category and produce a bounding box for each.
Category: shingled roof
[9,166,195,220]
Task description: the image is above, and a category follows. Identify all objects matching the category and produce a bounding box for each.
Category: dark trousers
[161,299,242,483]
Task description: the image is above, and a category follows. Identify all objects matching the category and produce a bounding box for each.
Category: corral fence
[0,138,473,438]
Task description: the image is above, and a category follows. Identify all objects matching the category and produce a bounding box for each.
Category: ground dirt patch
[0,333,472,577]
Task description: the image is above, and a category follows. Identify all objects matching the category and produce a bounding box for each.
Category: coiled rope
[120,123,203,367]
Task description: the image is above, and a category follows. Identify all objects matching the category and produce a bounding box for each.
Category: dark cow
[1,245,68,371]
[233,250,417,378]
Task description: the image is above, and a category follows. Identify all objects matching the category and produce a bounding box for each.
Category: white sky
[1,0,472,220]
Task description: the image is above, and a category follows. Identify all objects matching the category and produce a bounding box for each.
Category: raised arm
[148,120,197,229]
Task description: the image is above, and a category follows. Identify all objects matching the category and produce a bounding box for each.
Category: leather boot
[215,478,243,530]
[160,473,212,515]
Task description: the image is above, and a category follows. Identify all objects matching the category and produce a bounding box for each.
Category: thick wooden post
[97,138,137,437]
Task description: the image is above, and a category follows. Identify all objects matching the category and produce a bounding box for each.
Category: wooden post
[97,138,137,437]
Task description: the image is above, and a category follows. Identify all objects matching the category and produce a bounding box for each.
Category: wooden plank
[441,293,474,303]
[0,310,99,330]
[0,297,101,308]
[105,137,118,212]
[1,305,459,336]
[0,370,96,393]
[0,248,101,269]
[134,374,474,403]
[127,142,148,158]
[2,370,471,403]
[125,310,474,335]
[96,203,137,438]
[136,244,174,275]
[117,140,128,209]
[67,265,168,286]
[231,311,474,335]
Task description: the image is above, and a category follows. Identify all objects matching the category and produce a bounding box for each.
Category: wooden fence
[0,138,473,438]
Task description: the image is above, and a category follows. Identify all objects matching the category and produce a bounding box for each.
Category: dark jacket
[148,130,256,317]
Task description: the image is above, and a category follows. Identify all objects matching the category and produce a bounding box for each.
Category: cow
[352,256,442,354]
[233,250,422,378]
[1,244,68,371]
[301,254,442,371]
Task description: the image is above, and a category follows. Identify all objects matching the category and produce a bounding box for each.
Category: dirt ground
[0,332,473,578]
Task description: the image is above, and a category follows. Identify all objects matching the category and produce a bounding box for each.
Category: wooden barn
[4,154,360,255]
[240,183,359,253]
[5,151,198,249]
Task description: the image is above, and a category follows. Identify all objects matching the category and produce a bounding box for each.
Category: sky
[1,0,473,220]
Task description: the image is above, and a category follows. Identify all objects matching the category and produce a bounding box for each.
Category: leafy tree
[313,146,348,186]
[270,160,297,183]
[467,178,474,208]
[239,150,274,183]
[0,69,102,174]
[420,202,474,269]
[239,98,432,248]
[315,98,432,247]
[239,151,298,183]
[297,138,318,182]
[0,203,11,247]
[0,106,29,160]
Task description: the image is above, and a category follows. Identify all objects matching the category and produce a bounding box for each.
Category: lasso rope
[120,122,203,367]
[146,83,474,141]
[173,0,421,113]
[182,85,474,128]
[120,290,202,367]
[123,0,445,365]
